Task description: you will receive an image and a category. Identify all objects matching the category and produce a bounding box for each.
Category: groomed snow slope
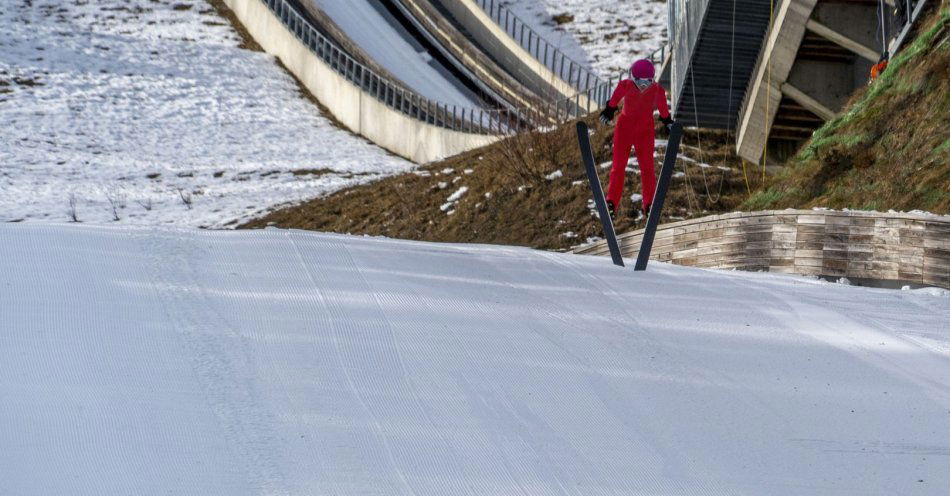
[2,224,949,495]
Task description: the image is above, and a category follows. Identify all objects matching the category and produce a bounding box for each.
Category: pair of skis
[577,120,683,270]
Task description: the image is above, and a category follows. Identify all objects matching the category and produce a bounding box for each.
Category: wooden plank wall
[574,210,950,288]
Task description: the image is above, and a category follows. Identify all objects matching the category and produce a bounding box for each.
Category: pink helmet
[630,59,655,79]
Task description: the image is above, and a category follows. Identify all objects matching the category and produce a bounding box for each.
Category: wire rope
[762,0,775,184]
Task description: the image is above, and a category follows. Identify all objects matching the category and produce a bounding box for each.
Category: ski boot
[634,204,650,227]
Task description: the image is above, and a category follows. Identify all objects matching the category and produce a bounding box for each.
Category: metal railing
[887,0,928,55]
[650,44,669,65]
[471,0,604,93]
[669,0,714,113]
[262,0,624,136]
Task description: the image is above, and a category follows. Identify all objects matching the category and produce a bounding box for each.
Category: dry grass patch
[240,117,754,250]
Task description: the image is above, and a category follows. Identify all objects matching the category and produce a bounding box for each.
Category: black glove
[599,105,618,125]
[660,115,674,129]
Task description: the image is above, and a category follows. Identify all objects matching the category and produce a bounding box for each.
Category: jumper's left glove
[599,105,618,125]
[660,115,674,129]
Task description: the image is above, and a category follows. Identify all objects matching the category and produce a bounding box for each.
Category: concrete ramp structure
[737,0,874,162]
[432,0,606,107]
[735,0,931,163]
[221,0,618,164]
[671,0,930,163]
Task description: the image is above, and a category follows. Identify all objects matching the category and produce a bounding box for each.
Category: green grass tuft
[744,189,786,210]
[934,138,950,155]
[796,9,949,161]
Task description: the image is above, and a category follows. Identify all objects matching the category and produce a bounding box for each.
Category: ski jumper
[605,80,670,210]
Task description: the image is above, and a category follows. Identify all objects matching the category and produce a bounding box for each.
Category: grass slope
[241,119,754,250]
[744,7,950,214]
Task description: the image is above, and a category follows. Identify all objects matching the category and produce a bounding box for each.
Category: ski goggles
[633,77,653,90]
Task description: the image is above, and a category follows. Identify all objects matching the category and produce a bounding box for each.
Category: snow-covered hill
[502,0,669,78]
[0,0,412,228]
[2,223,948,495]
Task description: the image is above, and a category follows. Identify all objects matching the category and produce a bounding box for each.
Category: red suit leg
[606,128,635,207]
[632,130,656,209]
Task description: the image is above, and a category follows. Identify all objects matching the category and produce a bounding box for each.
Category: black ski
[577,121,624,267]
[635,121,682,271]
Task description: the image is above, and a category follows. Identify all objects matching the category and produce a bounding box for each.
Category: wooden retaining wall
[573,210,950,288]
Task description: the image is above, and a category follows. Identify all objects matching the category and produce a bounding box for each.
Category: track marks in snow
[139,229,290,494]
[291,234,447,496]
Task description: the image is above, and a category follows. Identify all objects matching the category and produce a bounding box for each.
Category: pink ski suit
[605,80,671,210]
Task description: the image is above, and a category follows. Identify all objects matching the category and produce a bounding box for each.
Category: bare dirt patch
[204,0,262,51]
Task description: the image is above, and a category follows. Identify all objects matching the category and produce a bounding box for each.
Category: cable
[878,0,888,53]
[688,66,726,207]
[762,0,775,184]
[728,0,751,196]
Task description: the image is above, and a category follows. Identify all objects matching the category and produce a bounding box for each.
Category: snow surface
[313,0,482,108]
[501,0,669,79]
[2,223,949,495]
[0,0,413,228]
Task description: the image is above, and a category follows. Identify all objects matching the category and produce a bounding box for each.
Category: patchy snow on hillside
[501,0,669,78]
[0,0,412,228]
[2,223,949,495]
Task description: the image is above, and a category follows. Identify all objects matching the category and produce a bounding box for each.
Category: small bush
[177,187,193,209]
[67,194,79,222]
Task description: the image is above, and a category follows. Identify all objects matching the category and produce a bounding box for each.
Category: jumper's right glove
[599,105,618,125]
[660,115,674,129]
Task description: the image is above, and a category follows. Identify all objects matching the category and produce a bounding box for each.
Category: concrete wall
[812,2,879,51]
[787,59,859,111]
[736,0,818,163]
[574,210,950,288]
[736,0,889,162]
[223,0,498,164]
[436,0,595,110]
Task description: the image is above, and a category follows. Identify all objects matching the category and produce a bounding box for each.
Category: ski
[634,121,683,271]
[577,121,624,267]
